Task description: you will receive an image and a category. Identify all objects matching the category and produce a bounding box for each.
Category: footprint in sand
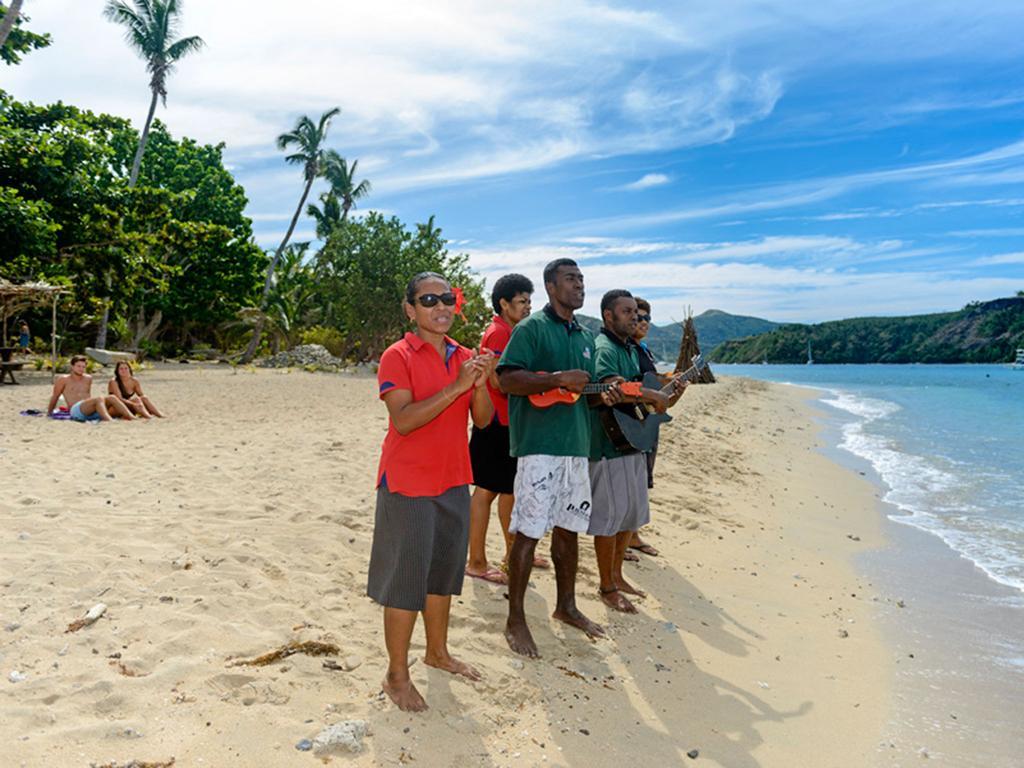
[261,562,285,580]
[207,673,290,706]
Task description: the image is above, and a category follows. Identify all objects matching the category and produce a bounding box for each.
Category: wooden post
[51,293,58,383]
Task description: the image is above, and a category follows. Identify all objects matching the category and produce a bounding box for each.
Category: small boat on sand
[85,347,136,366]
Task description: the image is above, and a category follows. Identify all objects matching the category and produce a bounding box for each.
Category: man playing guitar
[588,290,687,612]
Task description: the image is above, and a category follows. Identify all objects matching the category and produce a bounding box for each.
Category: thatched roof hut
[0,279,71,380]
[674,309,716,383]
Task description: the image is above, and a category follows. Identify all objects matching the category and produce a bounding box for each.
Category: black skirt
[469,420,517,494]
[366,484,470,611]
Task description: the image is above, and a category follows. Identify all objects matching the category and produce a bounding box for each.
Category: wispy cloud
[466,233,986,321]
[618,173,672,191]
[972,251,1024,266]
[560,138,1024,235]
[948,228,1024,238]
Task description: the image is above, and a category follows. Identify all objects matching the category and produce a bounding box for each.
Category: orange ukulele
[528,378,644,408]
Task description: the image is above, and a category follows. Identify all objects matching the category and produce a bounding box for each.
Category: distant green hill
[691,310,781,355]
[576,309,779,362]
[711,297,1024,364]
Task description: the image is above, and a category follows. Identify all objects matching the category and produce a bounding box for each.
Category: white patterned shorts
[510,455,592,540]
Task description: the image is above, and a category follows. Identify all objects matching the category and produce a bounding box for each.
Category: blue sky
[7,0,1024,322]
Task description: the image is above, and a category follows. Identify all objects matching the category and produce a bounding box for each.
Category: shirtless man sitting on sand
[46,355,134,422]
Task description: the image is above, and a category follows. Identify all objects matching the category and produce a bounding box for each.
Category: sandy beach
[1,365,894,767]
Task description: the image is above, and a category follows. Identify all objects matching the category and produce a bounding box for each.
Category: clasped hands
[455,349,499,392]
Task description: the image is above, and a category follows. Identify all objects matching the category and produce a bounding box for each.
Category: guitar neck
[675,364,702,384]
[659,359,704,393]
[580,382,619,394]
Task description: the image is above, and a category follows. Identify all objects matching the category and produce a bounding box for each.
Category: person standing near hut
[498,258,623,658]
[466,273,541,585]
[367,272,497,712]
[18,320,30,355]
[588,290,685,612]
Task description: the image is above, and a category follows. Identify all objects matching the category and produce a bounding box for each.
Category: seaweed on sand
[228,640,340,667]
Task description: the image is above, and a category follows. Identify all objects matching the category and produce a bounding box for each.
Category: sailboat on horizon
[806,340,814,365]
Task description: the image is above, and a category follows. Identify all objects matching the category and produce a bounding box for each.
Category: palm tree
[99,0,203,349]
[240,107,341,362]
[236,243,316,353]
[103,0,205,188]
[322,150,372,221]
[305,153,371,240]
[0,1,25,49]
[306,190,342,240]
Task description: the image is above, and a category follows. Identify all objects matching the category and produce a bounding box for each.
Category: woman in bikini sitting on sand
[366,271,497,712]
[108,361,165,419]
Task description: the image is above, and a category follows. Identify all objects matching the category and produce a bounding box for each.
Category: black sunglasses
[413,292,457,308]
[637,313,652,322]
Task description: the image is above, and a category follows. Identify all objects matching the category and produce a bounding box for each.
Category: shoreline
[2,367,901,766]
[794,383,1024,767]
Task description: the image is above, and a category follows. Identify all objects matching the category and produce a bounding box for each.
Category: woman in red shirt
[368,271,496,712]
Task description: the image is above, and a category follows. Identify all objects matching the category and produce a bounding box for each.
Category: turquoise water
[717,364,1024,594]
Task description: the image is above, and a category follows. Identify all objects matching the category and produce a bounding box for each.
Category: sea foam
[821,387,1024,593]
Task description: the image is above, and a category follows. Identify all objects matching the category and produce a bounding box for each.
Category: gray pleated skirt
[587,453,650,536]
[366,483,470,611]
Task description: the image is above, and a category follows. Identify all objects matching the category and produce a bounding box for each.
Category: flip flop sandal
[466,567,508,585]
[629,543,660,557]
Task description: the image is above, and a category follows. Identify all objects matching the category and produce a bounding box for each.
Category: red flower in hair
[452,286,467,316]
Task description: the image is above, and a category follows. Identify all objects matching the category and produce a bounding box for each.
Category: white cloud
[949,228,1024,238]
[619,173,672,191]
[5,0,784,196]
[971,252,1024,266]
[464,233,992,321]
[565,138,1024,234]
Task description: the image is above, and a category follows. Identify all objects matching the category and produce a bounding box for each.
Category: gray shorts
[510,455,592,540]
[366,484,470,611]
[587,453,650,536]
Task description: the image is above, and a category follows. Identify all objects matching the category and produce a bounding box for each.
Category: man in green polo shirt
[588,289,686,614]
[497,258,623,658]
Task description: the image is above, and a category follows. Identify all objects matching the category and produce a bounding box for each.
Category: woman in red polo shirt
[368,271,497,712]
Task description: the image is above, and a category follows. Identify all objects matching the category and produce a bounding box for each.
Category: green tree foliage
[237,243,317,353]
[0,5,52,65]
[0,92,264,352]
[711,297,1024,364]
[312,213,488,360]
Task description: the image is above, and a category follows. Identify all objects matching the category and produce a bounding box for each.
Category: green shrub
[137,339,162,361]
[300,326,346,357]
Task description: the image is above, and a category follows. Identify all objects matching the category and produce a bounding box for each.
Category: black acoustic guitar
[599,355,706,453]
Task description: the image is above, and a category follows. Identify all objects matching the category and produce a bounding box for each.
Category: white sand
[1,366,892,767]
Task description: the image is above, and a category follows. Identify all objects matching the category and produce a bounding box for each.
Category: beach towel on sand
[20,409,71,420]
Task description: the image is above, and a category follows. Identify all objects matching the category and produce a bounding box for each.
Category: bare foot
[505,618,540,658]
[615,577,646,598]
[424,652,481,681]
[552,606,606,639]
[382,673,427,712]
[600,588,637,613]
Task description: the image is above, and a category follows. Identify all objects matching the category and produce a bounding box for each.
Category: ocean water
[716,364,1024,595]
